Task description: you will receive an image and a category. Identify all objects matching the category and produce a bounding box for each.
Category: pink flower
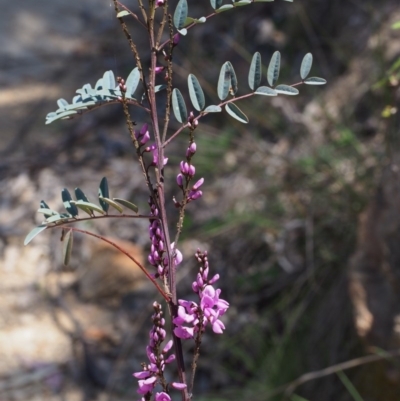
[155,392,171,401]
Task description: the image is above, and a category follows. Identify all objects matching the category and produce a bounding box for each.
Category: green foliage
[267,51,281,86]
[248,52,262,90]
[188,74,205,111]
[172,88,188,123]
[98,177,110,212]
[225,103,249,123]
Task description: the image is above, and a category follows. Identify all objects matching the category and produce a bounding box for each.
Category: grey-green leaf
[248,52,262,90]
[98,197,124,213]
[218,62,232,100]
[98,177,110,212]
[225,103,249,124]
[40,200,50,209]
[113,198,139,213]
[234,0,251,6]
[188,74,205,111]
[204,105,222,113]
[126,67,140,97]
[173,0,188,29]
[216,4,234,12]
[155,85,167,93]
[57,98,69,111]
[226,62,238,95]
[255,86,277,96]
[103,71,115,90]
[24,225,47,246]
[37,208,59,216]
[62,229,73,266]
[74,200,105,215]
[275,84,299,95]
[116,10,130,17]
[210,0,223,8]
[75,187,90,202]
[62,188,78,217]
[304,77,327,85]
[300,53,313,80]
[172,88,188,123]
[267,51,280,87]
[46,214,71,224]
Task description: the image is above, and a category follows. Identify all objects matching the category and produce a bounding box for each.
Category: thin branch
[163,80,309,148]
[116,1,147,29]
[267,348,400,399]
[53,225,170,301]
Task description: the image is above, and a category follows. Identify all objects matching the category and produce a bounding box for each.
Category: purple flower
[155,392,171,401]
[171,382,187,390]
[173,250,229,339]
[151,145,168,167]
[133,303,176,397]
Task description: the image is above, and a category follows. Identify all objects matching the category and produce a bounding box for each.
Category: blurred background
[1,0,400,400]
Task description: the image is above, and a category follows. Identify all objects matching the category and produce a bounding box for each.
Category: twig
[267,348,400,398]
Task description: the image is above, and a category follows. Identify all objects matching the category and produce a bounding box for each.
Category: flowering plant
[24,0,325,400]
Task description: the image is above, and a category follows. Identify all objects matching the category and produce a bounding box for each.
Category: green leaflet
[218,62,232,100]
[249,52,262,90]
[98,177,110,212]
[125,67,140,97]
[254,86,277,96]
[225,103,249,124]
[113,198,139,213]
[98,197,124,213]
[304,77,327,85]
[62,229,73,266]
[300,53,313,80]
[173,0,188,29]
[172,88,188,123]
[62,188,78,217]
[267,51,281,87]
[275,84,299,95]
[116,10,130,17]
[188,74,205,111]
[24,225,48,246]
